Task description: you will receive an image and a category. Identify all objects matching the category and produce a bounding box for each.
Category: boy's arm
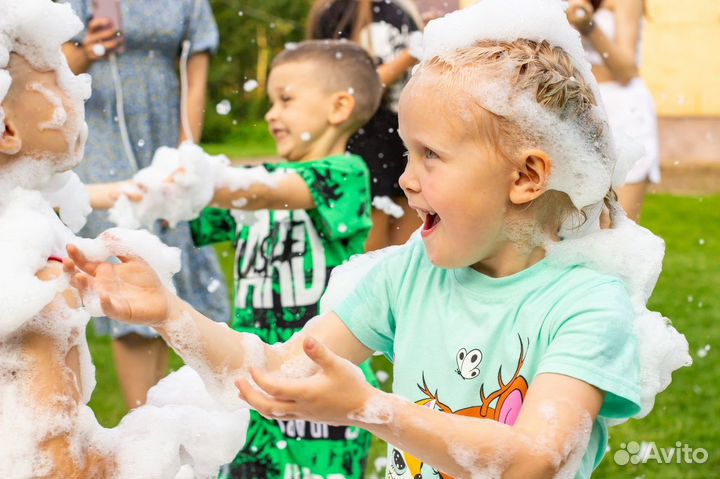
[238,345,604,479]
[211,172,315,211]
[86,182,140,210]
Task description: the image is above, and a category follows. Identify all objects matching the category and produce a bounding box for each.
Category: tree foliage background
[204,0,314,142]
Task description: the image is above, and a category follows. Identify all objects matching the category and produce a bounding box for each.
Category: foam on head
[414,0,630,237]
[271,40,383,130]
[0,0,91,190]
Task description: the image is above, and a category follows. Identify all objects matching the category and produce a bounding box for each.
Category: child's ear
[509,149,552,205]
[327,91,356,126]
[0,118,22,156]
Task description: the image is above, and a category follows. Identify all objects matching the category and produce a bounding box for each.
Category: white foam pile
[372,195,404,218]
[85,366,249,479]
[109,142,289,229]
[320,240,410,314]
[40,170,92,232]
[0,187,75,336]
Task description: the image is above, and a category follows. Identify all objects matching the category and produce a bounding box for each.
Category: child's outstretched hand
[235,337,378,425]
[63,244,173,326]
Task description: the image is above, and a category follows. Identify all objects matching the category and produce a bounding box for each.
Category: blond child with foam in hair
[64,1,688,478]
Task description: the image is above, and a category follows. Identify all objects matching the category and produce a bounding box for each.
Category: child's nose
[399,162,420,194]
[264,105,276,122]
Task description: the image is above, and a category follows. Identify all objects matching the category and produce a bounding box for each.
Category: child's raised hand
[63,244,173,326]
[235,337,378,425]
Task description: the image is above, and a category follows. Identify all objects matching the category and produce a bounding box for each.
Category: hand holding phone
[86,0,125,58]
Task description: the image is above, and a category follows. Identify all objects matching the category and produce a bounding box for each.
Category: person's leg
[388,196,421,246]
[617,181,648,223]
[111,333,168,408]
[365,208,392,252]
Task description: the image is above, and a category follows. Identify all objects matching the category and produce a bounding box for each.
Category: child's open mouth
[422,213,440,237]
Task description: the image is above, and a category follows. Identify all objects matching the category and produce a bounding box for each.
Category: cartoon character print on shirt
[455,347,482,380]
[387,335,529,479]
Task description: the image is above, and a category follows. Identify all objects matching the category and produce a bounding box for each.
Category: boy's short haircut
[272,40,383,130]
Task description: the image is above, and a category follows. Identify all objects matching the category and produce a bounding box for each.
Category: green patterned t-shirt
[191,154,375,479]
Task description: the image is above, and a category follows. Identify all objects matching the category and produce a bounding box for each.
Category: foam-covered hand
[235,337,378,425]
[63,244,173,326]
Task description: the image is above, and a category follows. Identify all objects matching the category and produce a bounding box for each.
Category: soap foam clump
[109,142,289,229]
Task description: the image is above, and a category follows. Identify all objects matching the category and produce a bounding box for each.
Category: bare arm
[568,0,642,85]
[85,181,139,210]
[241,352,604,479]
[377,50,418,87]
[211,170,316,211]
[179,53,211,144]
[64,245,371,378]
[158,298,373,375]
[62,18,123,75]
[360,374,602,478]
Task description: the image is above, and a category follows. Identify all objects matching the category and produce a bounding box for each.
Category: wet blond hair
[421,39,613,233]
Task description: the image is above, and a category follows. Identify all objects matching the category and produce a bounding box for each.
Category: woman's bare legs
[112,334,168,408]
[617,181,648,223]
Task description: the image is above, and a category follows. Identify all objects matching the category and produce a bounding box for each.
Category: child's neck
[471,243,546,278]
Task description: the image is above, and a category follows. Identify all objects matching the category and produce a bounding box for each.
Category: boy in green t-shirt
[191,41,383,479]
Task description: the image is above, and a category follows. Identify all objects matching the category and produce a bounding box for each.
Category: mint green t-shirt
[335,239,641,479]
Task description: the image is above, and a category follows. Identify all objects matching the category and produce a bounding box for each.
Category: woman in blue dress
[62,0,230,409]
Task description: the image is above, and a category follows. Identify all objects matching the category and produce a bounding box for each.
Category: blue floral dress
[65,0,230,337]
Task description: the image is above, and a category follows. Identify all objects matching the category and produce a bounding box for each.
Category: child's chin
[423,246,453,269]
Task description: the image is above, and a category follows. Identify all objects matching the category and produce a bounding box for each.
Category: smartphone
[92,0,125,53]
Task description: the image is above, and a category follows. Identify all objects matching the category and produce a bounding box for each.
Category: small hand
[566,0,595,34]
[83,17,123,61]
[235,337,378,425]
[63,243,172,326]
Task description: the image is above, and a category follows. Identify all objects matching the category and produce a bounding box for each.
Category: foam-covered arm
[212,169,315,211]
[239,356,603,479]
[86,182,136,210]
[583,1,642,84]
[156,301,372,409]
[159,301,370,379]
[359,373,603,478]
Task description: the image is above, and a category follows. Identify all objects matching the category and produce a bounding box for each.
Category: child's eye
[423,148,439,160]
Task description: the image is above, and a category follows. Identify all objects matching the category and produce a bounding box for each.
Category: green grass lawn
[202,121,277,159]
[86,194,719,478]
